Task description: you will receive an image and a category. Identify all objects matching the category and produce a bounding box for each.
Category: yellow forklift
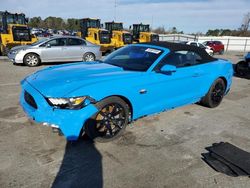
[105,21,132,49]
[78,18,114,53]
[0,11,37,55]
[132,23,159,43]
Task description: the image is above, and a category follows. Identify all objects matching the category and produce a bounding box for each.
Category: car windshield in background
[103,45,163,71]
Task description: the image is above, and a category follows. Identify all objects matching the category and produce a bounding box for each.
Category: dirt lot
[0,52,250,188]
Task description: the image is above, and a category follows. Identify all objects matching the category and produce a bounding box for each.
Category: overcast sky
[1,0,249,33]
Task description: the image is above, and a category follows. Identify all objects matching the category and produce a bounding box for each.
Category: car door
[136,51,207,116]
[65,38,86,61]
[40,38,68,62]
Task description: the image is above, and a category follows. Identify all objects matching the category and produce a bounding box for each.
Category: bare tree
[240,12,250,31]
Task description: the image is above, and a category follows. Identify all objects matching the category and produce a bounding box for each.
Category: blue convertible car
[20,42,233,142]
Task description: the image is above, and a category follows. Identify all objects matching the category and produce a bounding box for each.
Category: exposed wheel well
[23,52,41,63]
[219,77,227,89]
[101,95,133,120]
[83,52,95,59]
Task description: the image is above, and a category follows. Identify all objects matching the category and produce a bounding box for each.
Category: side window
[155,50,203,70]
[207,42,213,45]
[68,38,85,46]
[215,41,222,45]
[45,38,67,47]
[190,42,197,47]
[198,43,205,48]
[57,38,67,46]
[46,39,57,46]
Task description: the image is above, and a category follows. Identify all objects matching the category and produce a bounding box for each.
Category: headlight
[47,96,95,109]
[10,50,19,54]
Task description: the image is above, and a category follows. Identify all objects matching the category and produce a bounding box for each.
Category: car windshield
[102,45,163,71]
[31,38,49,46]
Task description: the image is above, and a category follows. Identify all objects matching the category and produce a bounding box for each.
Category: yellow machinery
[132,23,159,43]
[0,11,37,55]
[105,21,132,49]
[78,18,114,53]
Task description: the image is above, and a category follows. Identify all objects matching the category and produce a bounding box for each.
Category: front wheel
[23,53,40,67]
[85,96,129,142]
[83,52,95,62]
[201,78,226,108]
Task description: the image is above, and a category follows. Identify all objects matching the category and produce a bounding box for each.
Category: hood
[25,62,140,97]
[10,45,30,52]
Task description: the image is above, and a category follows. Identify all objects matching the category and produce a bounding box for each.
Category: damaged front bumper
[20,80,98,141]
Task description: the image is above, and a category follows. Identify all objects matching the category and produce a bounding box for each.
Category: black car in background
[235,52,250,78]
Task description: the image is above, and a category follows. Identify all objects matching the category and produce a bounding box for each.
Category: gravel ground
[0,52,249,188]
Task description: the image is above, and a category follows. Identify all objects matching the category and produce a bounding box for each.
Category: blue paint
[20,44,233,140]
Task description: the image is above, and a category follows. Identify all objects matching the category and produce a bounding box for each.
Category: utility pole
[151,15,154,30]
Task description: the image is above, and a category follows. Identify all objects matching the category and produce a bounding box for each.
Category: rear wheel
[85,96,129,142]
[24,53,40,67]
[219,49,224,55]
[201,78,226,108]
[83,52,95,62]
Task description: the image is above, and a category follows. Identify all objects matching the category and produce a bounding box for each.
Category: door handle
[139,89,147,94]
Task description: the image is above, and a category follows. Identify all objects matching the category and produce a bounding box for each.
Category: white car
[183,41,214,56]
[8,36,102,67]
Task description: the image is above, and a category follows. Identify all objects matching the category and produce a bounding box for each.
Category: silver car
[8,36,102,67]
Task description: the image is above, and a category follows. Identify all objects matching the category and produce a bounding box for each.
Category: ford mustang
[20,42,233,142]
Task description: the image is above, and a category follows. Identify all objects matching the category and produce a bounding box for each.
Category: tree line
[28,14,250,36]
[28,17,80,31]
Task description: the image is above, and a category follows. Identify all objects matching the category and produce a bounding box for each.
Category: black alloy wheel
[211,81,225,105]
[85,97,129,142]
[201,78,226,108]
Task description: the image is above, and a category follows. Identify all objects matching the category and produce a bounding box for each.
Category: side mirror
[46,43,51,48]
[159,65,177,74]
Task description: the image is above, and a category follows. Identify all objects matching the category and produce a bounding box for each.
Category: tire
[235,61,246,76]
[219,49,224,55]
[201,78,226,108]
[85,96,129,142]
[209,51,214,56]
[23,53,41,67]
[83,52,95,62]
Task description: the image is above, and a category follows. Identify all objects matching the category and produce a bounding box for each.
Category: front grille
[24,91,38,109]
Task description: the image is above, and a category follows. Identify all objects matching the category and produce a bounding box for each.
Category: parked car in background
[203,41,224,54]
[20,42,233,142]
[181,41,214,56]
[8,36,102,67]
[235,52,250,77]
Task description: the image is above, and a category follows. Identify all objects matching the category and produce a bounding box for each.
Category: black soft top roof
[142,41,217,63]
